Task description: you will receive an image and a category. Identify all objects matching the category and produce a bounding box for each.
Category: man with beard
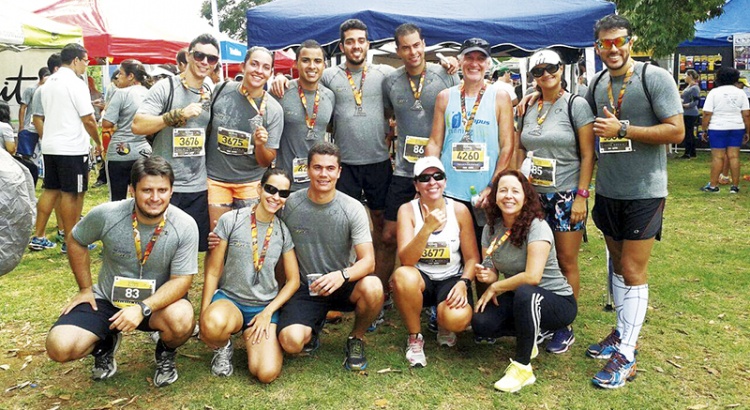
[133,33,219,252]
[45,156,199,388]
[584,14,683,389]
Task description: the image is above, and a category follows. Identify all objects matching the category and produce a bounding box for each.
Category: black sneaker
[154,340,178,387]
[730,185,739,194]
[92,333,122,380]
[303,333,320,354]
[700,183,719,193]
[343,337,368,371]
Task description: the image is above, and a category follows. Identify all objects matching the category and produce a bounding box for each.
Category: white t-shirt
[39,67,94,155]
[703,85,750,130]
[492,80,517,102]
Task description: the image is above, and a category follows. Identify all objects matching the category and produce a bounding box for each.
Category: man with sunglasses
[134,33,220,252]
[585,14,684,389]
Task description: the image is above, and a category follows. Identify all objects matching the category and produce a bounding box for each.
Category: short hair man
[29,44,102,254]
[176,48,189,73]
[45,156,199,387]
[585,14,684,389]
[276,141,383,371]
[492,66,519,106]
[133,33,220,251]
[274,39,335,192]
[16,66,51,185]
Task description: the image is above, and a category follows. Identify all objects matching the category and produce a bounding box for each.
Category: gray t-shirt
[383,63,459,177]
[280,189,371,282]
[206,82,283,183]
[104,85,152,162]
[321,63,395,165]
[72,199,199,303]
[520,92,595,193]
[30,85,44,119]
[482,218,572,297]
[585,62,683,199]
[274,80,335,191]
[214,207,294,306]
[681,84,700,117]
[138,76,212,193]
[21,85,38,132]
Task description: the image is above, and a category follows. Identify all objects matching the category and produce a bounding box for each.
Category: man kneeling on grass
[46,156,199,388]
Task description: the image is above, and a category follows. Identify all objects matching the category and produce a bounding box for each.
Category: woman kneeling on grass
[200,168,300,383]
[472,170,576,393]
[392,156,479,368]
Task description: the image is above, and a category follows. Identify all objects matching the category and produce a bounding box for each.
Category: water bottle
[469,185,488,227]
[520,151,533,178]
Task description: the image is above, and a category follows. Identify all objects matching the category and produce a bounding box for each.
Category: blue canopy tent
[679,0,749,47]
[246,0,614,57]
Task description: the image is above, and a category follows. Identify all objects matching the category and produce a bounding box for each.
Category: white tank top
[412,197,463,280]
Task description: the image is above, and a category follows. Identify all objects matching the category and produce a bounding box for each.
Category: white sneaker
[405,334,427,368]
[211,340,234,377]
[437,327,457,347]
[494,359,536,393]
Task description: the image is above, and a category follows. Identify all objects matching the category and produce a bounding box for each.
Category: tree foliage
[201,0,273,42]
[614,0,726,57]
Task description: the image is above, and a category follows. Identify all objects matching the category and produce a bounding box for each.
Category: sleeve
[349,201,373,246]
[279,219,294,253]
[137,78,169,116]
[741,90,750,110]
[702,89,715,113]
[214,209,236,241]
[31,87,44,116]
[572,96,595,128]
[170,215,199,276]
[21,87,34,105]
[647,66,684,120]
[102,90,125,124]
[72,82,95,117]
[527,219,554,245]
[481,224,492,248]
[71,205,108,246]
[265,100,284,149]
[382,75,393,112]
[1,125,15,144]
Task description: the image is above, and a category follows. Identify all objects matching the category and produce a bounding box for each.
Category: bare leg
[554,230,584,299]
[391,266,425,334]
[246,324,283,384]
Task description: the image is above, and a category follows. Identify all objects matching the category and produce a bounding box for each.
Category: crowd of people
[8,12,707,393]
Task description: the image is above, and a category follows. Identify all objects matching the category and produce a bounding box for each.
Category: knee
[358,276,384,305]
[513,285,536,307]
[200,307,228,335]
[46,333,81,363]
[278,329,304,354]
[252,366,281,384]
[381,227,397,247]
[390,268,419,294]
[438,303,472,333]
[470,311,493,336]
[163,305,195,338]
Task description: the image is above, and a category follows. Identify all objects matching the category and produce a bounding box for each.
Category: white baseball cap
[413,156,445,177]
[529,49,562,69]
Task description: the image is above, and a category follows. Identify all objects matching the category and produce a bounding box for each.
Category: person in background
[0,101,16,154]
[680,69,700,159]
[17,67,51,186]
[176,48,189,74]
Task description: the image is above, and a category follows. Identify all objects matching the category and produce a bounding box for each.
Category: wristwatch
[341,268,350,283]
[460,278,472,288]
[136,301,152,317]
[618,120,630,138]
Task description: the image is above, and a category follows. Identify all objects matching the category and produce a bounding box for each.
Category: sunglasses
[191,50,220,65]
[530,64,561,78]
[263,183,291,198]
[415,171,446,183]
[595,36,631,50]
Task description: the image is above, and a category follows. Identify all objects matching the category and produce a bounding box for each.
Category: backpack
[587,62,653,116]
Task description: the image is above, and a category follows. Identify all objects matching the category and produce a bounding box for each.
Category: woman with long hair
[680,69,701,159]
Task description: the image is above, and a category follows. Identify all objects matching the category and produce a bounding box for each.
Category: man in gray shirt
[45,156,199,388]
[585,14,683,389]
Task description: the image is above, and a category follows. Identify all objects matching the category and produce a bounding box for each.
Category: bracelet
[162,108,186,127]
[576,188,590,199]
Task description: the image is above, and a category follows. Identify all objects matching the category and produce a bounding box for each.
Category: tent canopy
[246,0,614,55]
[679,0,749,47]
[0,2,82,49]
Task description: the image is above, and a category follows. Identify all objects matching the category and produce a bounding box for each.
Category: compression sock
[619,283,648,362]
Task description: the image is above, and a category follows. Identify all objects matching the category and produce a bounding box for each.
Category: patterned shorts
[538,189,586,232]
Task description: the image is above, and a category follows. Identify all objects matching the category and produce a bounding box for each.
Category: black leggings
[107,160,135,201]
[683,115,699,157]
[472,284,577,365]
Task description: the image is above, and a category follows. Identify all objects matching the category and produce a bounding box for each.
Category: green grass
[1,153,749,409]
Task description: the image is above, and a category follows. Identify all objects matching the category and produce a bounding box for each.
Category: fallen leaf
[654,366,664,373]
[377,367,402,374]
[48,406,60,410]
[687,405,708,410]
[674,356,683,360]
[718,313,725,319]
[676,329,689,335]
[725,404,741,408]
[59,394,71,401]
[709,320,715,325]
[357,370,368,376]
[477,366,492,375]
[110,398,128,405]
[703,366,719,375]
[374,399,388,408]
[20,355,32,370]
[204,406,214,410]
[667,360,682,369]
[0,364,9,370]
[178,353,200,360]
[63,368,74,375]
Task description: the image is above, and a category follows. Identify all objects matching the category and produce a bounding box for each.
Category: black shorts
[42,154,89,193]
[107,160,136,202]
[171,190,209,252]
[51,298,156,341]
[592,194,664,241]
[384,175,416,221]
[420,272,474,307]
[337,160,392,211]
[277,278,359,336]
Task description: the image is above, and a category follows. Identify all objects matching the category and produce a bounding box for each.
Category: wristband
[459,278,472,288]
[576,188,590,199]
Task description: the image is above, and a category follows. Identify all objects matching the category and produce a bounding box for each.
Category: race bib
[419,242,450,265]
[217,127,252,155]
[403,135,429,163]
[292,157,310,184]
[599,137,633,154]
[172,128,205,157]
[111,276,156,309]
[528,156,557,187]
[451,142,486,171]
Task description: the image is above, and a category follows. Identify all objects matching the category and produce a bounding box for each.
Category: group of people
[35,13,686,393]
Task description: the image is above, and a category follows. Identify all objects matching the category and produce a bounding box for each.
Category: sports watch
[341,268,350,283]
[618,120,630,138]
[137,301,152,317]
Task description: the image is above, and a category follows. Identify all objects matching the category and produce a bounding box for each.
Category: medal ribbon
[485,229,511,258]
[297,84,320,130]
[240,86,267,117]
[460,83,487,137]
[179,73,210,103]
[607,63,634,119]
[408,69,427,100]
[132,209,167,279]
[345,65,367,107]
[536,89,565,126]
[250,205,274,283]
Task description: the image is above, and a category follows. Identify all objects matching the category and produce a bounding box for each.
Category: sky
[13,0,208,25]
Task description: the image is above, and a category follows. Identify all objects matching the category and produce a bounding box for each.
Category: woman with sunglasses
[199,168,300,383]
[391,156,479,367]
[102,59,153,201]
[472,170,577,393]
[517,49,594,354]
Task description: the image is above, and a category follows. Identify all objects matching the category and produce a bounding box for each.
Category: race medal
[411,99,424,111]
[172,128,205,157]
[528,125,542,137]
[248,115,264,134]
[217,127,252,155]
[481,256,495,269]
[451,142,486,171]
[528,156,557,187]
[354,105,366,117]
[292,157,310,183]
[111,276,156,309]
[305,129,317,141]
[403,135,429,163]
[599,137,633,154]
[419,242,450,266]
[460,133,473,143]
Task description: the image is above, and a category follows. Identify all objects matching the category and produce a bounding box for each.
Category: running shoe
[61,242,97,254]
[437,327,457,347]
[55,230,65,243]
[150,331,160,343]
[536,329,554,345]
[91,333,122,381]
[427,306,438,333]
[28,236,56,251]
[592,351,637,389]
[343,337,368,371]
[367,308,385,332]
[586,329,620,359]
[730,186,739,194]
[405,334,427,368]
[303,333,320,354]
[493,359,536,393]
[700,183,719,193]
[546,326,575,354]
[474,335,497,345]
[154,340,179,387]
[211,340,234,377]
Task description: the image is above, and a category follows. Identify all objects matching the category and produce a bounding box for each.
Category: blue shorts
[211,290,279,330]
[708,129,744,149]
[538,190,586,232]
